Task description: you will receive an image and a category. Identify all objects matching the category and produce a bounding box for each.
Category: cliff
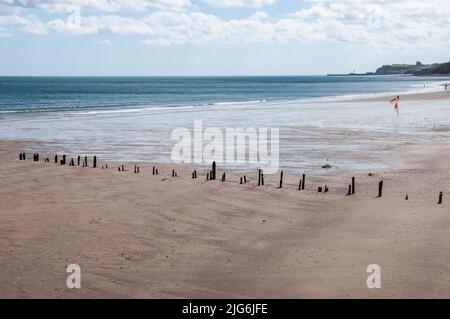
[374,61,450,76]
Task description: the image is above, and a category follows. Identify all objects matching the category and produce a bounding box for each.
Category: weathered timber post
[279,171,284,188]
[258,169,261,186]
[212,161,216,180]
[378,181,383,198]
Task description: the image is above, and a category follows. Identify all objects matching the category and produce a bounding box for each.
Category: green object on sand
[322,163,333,169]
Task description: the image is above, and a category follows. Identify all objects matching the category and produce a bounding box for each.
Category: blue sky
[0,0,449,76]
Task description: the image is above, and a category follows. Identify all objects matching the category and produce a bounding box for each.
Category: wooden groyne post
[352,177,355,195]
[378,181,383,198]
[93,156,97,168]
[279,171,283,188]
[258,169,262,186]
[211,161,216,180]
[438,192,443,205]
[302,174,305,190]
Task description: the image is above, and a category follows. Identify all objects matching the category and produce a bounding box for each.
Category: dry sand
[1,134,450,299]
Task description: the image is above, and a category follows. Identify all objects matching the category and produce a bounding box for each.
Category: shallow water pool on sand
[1,97,450,174]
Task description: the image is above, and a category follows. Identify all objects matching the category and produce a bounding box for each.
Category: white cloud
[0,0,192,12]
[0,13,47,34]
[287,0,450,50]
[202,0,277,8]
[1,0,450,52]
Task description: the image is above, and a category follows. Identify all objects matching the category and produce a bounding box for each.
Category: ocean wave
[0,99,270,117]
[0,79,447,117]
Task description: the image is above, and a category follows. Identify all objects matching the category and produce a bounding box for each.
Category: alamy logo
[66,264,81,289]
[171,120,280,174]
[366,264,381,289]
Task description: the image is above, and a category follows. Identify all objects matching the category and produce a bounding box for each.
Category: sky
[0,0,450,76]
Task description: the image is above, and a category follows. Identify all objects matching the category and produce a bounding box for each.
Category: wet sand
[344,88,450,103]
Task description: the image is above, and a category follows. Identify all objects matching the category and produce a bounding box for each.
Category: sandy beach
[2,0,450,302]
[1,88,450,299]
[343,88,450,103]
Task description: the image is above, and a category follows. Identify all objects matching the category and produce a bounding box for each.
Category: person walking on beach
[390,96,400,116]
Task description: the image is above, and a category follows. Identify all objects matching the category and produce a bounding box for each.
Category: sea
[1,75,450,173]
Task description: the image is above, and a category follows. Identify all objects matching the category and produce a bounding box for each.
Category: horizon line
[0,74,378,78]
